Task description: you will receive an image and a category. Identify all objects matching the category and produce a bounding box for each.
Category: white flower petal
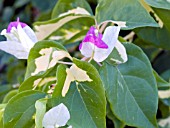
[114,41,128,63]
[90,26,121,62]
[102,26,120,54]
[0,41,28,59]
[42,103,70,128]
[80,42,94,58]
[17,24,35,50]
[1,29,7,35]
[23,26,38,43]
[44,126,54,128]
[1,29,19,42]
[93,46,109,62]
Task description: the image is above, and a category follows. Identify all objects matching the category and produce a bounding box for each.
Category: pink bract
[7,18,27,33]
[79,26,108,50]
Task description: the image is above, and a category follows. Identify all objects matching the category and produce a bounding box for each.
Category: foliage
[0,0,170,128]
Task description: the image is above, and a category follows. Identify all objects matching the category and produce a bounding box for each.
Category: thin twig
[81,57,89,61]
[95,19,100,31]
[123,31,135,42]
[99,22,108,33]
[57,61,73,65]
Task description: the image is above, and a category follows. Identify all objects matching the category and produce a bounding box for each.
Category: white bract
[79,26,128,63]
[42,103,72,128]
[0,18,37,59]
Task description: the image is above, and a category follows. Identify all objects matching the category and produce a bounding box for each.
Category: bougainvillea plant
[0,0,170,128]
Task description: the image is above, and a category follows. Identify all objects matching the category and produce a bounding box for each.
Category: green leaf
[35,98,47,128]
[51,58,106,128]
[25,40,66,79]
[99,43,158,127]
[135,8,170,50]
[2,90,18,103]
[161,69,170,82]
[145,0,170,10]
[3,90,46,128]
[106,41,127,65]
[153,70,170,89]
[51,0,93,18]
[34,15,94,44]
[158,100,170,118]
[19,67,56,92]
[22,40,71,92]
[0,85,13,103]
[95,0,158,29]
[106,103,125,128]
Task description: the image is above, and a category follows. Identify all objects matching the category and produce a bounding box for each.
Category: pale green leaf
[34,15,94,43]
[0,104,6,128]
[35,98,47,128]
[2,90,18,103]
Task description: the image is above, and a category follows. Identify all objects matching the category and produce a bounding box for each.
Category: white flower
[79,26,127,63]
[42,103,71,128]
[0,18,37,59]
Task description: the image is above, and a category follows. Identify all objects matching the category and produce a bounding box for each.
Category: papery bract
[42,103,71,128]
[79,26,121,62]
[0,18,37,59]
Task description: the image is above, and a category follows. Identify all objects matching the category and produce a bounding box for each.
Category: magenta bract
[79,26,108,50]
[7,18,27,33]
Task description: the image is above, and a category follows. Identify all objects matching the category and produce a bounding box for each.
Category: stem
[88,57,93,63]
[123,31,135,42]
[99,22,108,33]
[81,57,89,61]
[57,61,73,65]
[97,62,102,66]
[95,19,99,31]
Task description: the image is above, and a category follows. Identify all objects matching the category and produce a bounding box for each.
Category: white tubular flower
[42,103,71,128]
[0,18,37,59]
